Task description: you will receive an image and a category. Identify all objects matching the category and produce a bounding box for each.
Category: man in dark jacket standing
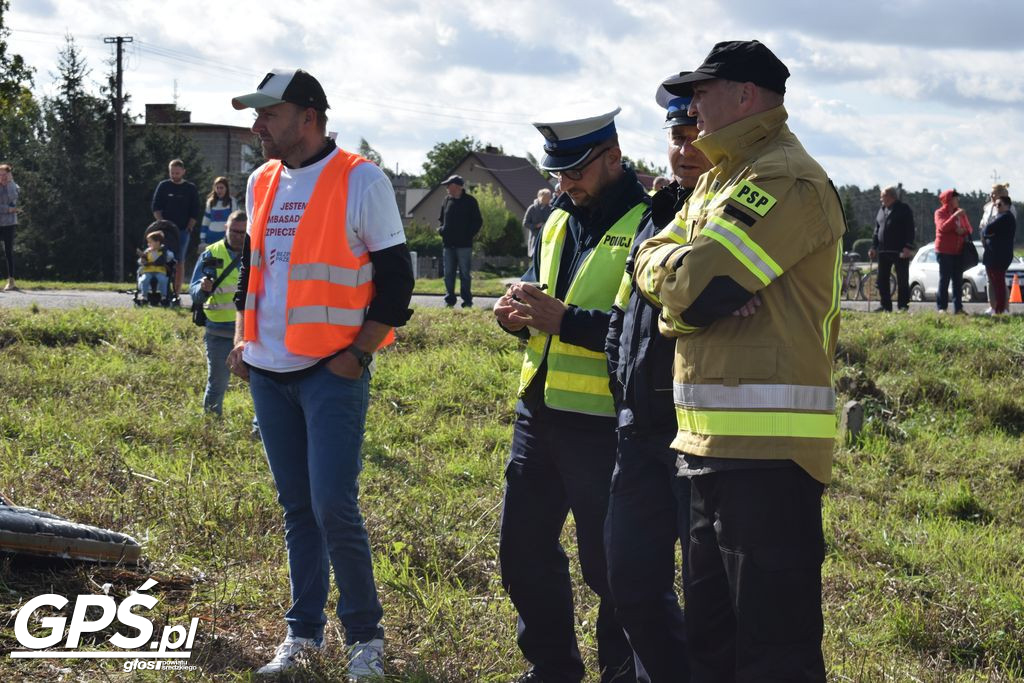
[438,174,482,308]
[152,159,201,298]
[869,186,915,311]
[604,75,711,682]
[982,195,1016,314]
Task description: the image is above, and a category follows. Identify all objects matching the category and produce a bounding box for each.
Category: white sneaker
[346,637,385,680]
[256,635,324,675]
[984,307,994,315]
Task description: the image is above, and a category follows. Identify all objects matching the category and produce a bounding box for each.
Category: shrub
[474,184,525,256]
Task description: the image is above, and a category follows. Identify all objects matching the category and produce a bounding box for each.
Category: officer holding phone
[493,105,649,683]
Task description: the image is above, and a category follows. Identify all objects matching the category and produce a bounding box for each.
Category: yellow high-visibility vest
[518,203,646,416]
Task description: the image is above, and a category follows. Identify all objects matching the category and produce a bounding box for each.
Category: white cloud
[6,0,1023,190]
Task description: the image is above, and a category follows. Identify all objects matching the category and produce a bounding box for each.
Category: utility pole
[104,35,133,281]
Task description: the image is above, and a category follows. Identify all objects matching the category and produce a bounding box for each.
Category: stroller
[132,221,181,307]
[132,228,180,307]
[132,254,178,307]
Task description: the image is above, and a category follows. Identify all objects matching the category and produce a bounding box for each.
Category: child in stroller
[135,229,176,306]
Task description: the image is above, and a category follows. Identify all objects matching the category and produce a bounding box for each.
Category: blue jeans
[138,272,168,299]
[203,333,233,415]
[443,247,473,306]
[936,252,963,311]
[249,364,383,644]
[178,229,191,262]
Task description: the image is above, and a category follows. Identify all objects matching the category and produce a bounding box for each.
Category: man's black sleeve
[234,233,251,311]
[605,304,625,408]
[191,184,202,222]
[559,307,612,353]
[470,195,483,237]
[151,182,165,214]
[898,204,915,249]
[366,243,414,327]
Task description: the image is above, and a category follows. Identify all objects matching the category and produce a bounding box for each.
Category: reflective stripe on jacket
[243,151,394,356]
[203,239,240,324]
[519,203,646,417]
[634,106,845,484]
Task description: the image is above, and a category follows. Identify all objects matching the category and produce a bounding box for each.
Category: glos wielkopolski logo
[9,579,199,662]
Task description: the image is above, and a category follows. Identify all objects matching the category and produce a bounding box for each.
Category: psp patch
[729,180,777,217]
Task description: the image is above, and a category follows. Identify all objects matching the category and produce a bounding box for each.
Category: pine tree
[18,36,113,279]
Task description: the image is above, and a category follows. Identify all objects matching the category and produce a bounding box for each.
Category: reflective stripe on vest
[243,151,395,356]
[203,240,241,323]
[673,381,837,440]
[518,203,647,417]
[289,261,375,287]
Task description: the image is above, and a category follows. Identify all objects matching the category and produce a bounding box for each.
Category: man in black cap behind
[438,174,482,307]
[603,77,711,682]
[634,41,845,681]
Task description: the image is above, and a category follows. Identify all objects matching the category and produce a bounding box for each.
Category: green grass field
[1,307,1022,681]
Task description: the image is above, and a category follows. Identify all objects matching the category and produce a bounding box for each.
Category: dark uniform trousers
[499,412,635,683]
[877,251,910,311]
[687,466,826,683]
[605,427,691,682]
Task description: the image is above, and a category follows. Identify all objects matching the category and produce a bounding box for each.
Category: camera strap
[193,253,241,313]
[208,254,242,293]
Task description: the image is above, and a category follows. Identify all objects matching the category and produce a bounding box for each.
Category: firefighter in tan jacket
[634,41,844,681]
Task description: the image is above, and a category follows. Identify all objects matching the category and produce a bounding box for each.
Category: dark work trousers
[936,252,964,312]
[687,466,826,683]
[876,252,910,311]
[0,225,14,278]
[605,428,691,682]
[499,413,635,683]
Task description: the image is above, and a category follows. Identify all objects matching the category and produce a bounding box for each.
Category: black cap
[673,40,790,95]
[440,174,465,186]
[232,68,330,111]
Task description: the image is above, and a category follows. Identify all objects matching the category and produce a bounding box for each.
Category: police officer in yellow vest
[189,210,246,415]
[634,41,844,681]
[493,106,648,683]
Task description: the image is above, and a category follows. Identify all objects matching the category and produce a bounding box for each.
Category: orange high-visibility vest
[243,150,394,357]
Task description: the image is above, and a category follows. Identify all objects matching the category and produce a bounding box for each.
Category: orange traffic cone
[1010,274,1023,304]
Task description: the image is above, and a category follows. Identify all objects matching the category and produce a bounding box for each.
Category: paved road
[0,289,501,310]
[3,288,1022,316]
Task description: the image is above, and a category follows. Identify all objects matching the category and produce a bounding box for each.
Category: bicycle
[839,252,896,302]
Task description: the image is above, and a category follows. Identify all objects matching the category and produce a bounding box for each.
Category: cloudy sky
[7,0,1023,193]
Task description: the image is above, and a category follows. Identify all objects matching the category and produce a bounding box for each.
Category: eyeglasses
[552,147,611,181]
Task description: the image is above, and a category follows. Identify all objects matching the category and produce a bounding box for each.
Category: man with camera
[190,210,246,416]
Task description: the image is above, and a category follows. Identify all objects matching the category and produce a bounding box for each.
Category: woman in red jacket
[934,189,973,313]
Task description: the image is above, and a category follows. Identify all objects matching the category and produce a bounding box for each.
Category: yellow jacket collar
[693,105,789,168]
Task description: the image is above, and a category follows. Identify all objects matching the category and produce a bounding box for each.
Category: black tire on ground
[910,283,925,302]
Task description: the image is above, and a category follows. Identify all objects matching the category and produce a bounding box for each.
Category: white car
[908,242,1024,302]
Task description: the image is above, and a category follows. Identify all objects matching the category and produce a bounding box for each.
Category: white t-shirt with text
[243,149,405,372]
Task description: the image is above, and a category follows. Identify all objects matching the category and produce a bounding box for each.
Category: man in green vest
[190,210,246,415]
[492,105,648,683]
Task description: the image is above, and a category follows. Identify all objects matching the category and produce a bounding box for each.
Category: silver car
[908,242,1024,302]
